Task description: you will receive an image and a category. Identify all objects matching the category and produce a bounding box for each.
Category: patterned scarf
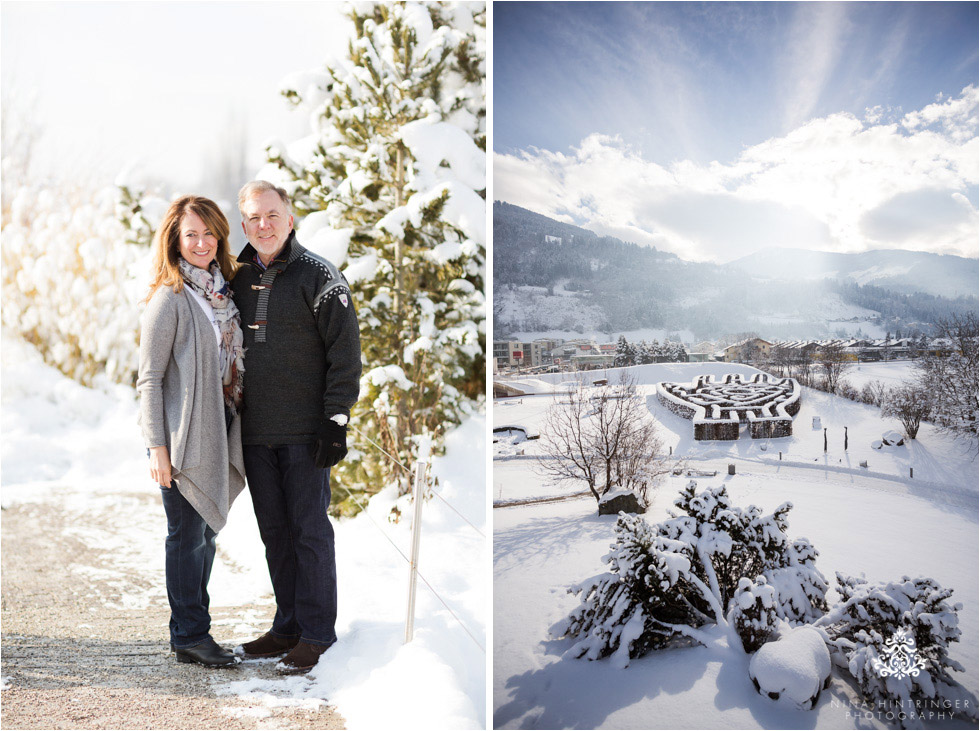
[178,258,245,413]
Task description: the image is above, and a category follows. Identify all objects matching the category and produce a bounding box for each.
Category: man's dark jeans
[160,483,217,649]
[243,443,338,648]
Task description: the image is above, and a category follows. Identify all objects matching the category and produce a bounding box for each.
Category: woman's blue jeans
[160,482,217,649]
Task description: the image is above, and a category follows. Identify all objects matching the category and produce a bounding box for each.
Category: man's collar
[238,230,304,268]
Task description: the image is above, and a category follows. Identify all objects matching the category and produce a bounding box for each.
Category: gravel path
[1,491,345,729]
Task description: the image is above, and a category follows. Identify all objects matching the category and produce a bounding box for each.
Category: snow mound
[882,430,905,446]
[749,626,831,710]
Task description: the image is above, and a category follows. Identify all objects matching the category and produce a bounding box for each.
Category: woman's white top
[185,286,222,349]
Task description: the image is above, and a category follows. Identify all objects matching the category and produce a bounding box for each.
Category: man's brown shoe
[234,631,300,659]
[275,640,331,675]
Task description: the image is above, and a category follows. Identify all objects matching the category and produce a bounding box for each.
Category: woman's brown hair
[144,195,238,302]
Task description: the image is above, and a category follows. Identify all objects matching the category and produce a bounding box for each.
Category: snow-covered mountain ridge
[730,247,978,299]
[493,201,978,341]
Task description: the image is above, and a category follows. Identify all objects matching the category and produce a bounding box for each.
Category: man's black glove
[314,420,348,468]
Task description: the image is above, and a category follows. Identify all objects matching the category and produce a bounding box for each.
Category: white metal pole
[405,457,427,643]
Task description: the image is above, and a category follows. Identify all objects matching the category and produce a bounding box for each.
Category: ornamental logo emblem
[339,294,349,308]
[873,629,927,680]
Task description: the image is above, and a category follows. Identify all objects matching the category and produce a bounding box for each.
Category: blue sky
[493,2,980,262]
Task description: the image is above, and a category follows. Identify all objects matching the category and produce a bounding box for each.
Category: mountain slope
[493,201,978,340]
[730,247,978,299]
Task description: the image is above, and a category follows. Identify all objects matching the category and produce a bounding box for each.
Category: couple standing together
[137,181,361,674]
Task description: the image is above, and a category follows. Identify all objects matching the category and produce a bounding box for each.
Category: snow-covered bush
[1,182,157,386]
[882,384,931,439]
[115,179,168,248]
[260,1,486,503]
[860,379,889,407]
[749,626,832,710]
[552,482,828,665]
[553,512,704,668]
[817,573,976,724]
[915,317,978,438]
[731,576,778,653]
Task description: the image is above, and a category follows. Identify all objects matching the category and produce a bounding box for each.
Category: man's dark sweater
[232,232,361,445]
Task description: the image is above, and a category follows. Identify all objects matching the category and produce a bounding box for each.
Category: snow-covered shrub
[915,314,978,438]
[553,512,705,668]
[817,573,976,724]
[114,180,167,248]
[1,182,155,386]
[860,379,888,407]
[552,482,828,665]
[882,384,931,439]
[749,626,832,710]
[836,380,859,402]
[731,576,778,653]
[667,482,828,623]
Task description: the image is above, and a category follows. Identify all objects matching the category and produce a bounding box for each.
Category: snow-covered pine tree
[636,340,653,365]
[553,482,828,664]
[614,335,631,367]
[626,340,638,366]
[553,512,712,668]
[649,338,663,362]
[261,1,486,505]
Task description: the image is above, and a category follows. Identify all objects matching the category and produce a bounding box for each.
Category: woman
[137,195,246,667]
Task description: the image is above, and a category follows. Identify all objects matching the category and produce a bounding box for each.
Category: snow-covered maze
[656,373,801,440]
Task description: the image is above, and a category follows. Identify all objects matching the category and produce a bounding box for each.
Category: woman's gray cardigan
[137,286,246,532]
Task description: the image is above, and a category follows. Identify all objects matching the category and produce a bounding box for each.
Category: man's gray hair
[238,180,292,216]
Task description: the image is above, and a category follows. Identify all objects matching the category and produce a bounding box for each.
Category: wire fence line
[333,428,485,653]
[429,489,486,538]
[349,423,485,539]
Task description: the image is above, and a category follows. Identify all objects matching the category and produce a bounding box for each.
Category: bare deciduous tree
[790,349,814,387]
[537,372,669,509]
[916,313,979,438]
[771,346,793,378]
[817,342,848,394]
[860,379,888,408]
[882,384,932,440]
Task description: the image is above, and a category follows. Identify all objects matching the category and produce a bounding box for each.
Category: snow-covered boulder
[882,430,905,446]
[749,626,832,710]
[598,488,645,515]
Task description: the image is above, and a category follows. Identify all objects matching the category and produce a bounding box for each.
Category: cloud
[494,86,979,261]
[780,3,848,130]
[902,84,980,143]
[861,188,977,244]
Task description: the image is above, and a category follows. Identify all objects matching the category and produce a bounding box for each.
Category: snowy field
[2,331,487,730]
[493,362,979,729]
[839,360,916,390]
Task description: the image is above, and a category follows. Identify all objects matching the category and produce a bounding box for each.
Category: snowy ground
[493,362,979,729]
[1,331,487,729]
[839,360,916,390]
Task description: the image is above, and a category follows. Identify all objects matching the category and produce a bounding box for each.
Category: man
[231,180,361,674]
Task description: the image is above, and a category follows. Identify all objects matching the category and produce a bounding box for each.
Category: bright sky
[1,1,350,194]
[493,1,980,262]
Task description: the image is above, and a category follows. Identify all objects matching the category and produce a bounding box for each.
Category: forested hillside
[493,201,978,340]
